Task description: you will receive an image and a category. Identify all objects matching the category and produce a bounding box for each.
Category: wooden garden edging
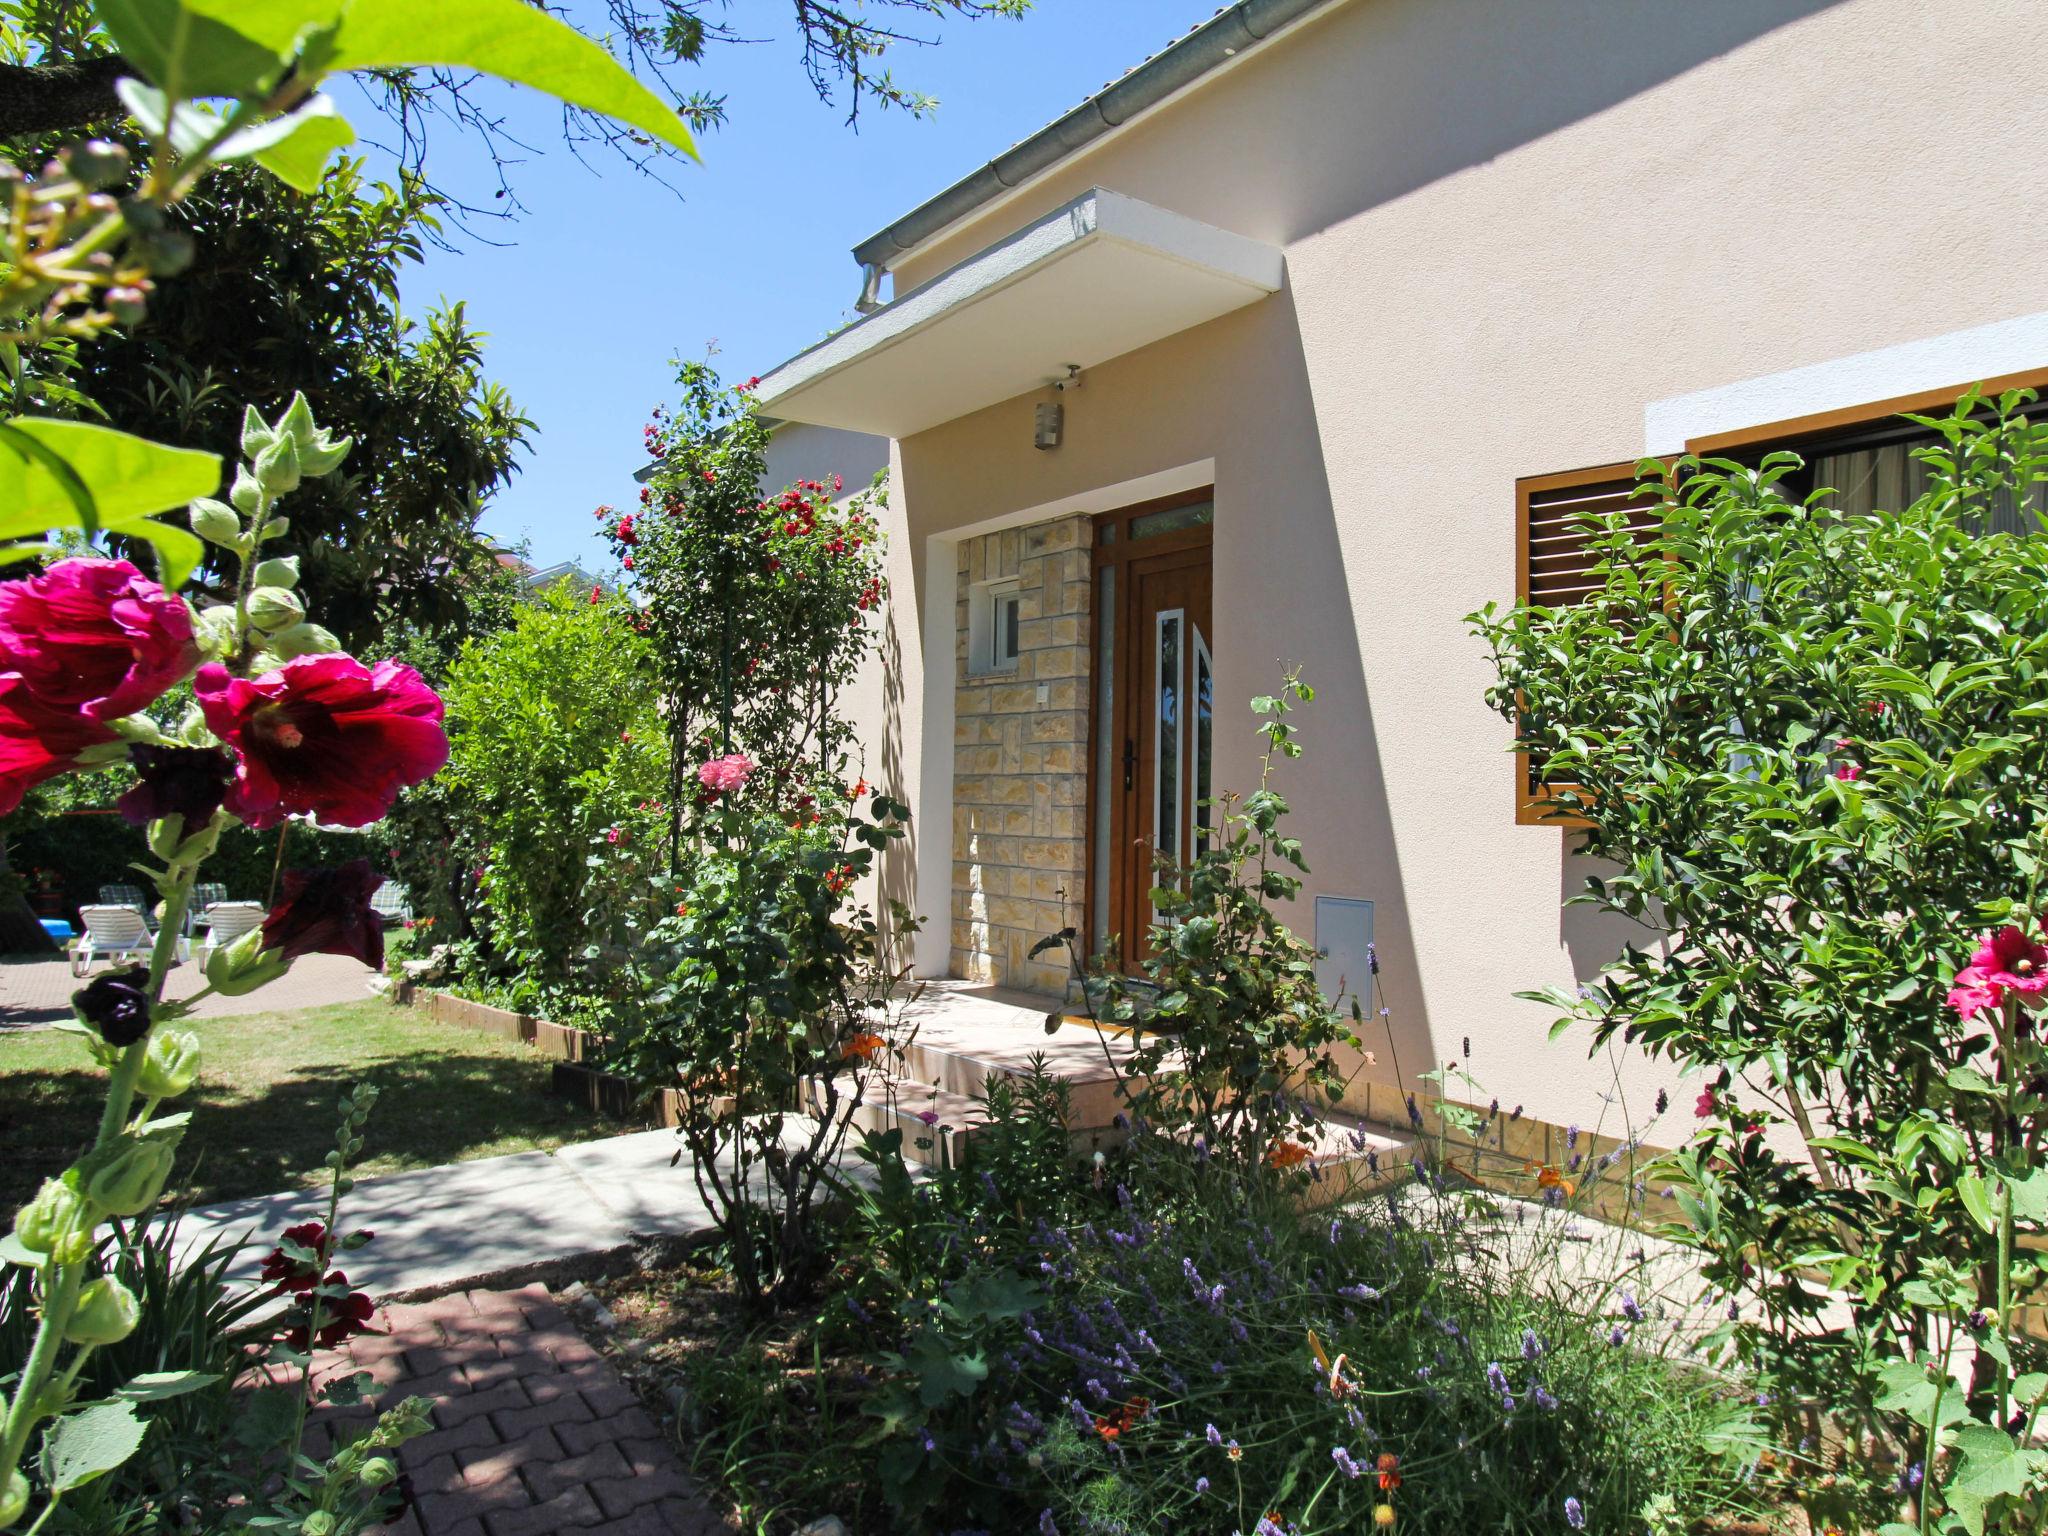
[398,983,690,1128]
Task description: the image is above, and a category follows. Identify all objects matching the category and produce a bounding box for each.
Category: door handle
[1122,736,1136,792]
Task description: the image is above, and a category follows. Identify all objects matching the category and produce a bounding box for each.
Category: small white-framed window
[967,579,1022,676]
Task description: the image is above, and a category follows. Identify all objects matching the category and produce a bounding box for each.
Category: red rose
[195,655,447,829]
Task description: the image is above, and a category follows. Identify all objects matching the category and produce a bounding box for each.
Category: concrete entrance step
[892,978,1147,1127]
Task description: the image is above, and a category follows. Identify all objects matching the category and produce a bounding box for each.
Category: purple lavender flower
[1039,1512,1059,1536]
[1332,1445,1364,1479]
[1532,1383,1558,1411]
[1608,1324,1626,1347]
[1194,1476,1210,1495]
[1255,1517,1286,1536]
[1522,1328,1545,1360]
[1486,1360,1511,1400]
[1620,1291,1644,1323]
[1205,1423,1223,1446]
[1564,1495,1586,1529]
[1338,1283,1380,1302]
[1566,1123,1580,1151]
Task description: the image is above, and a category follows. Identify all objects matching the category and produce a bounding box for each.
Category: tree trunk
[0,835,56,955]
[0,55,128,140]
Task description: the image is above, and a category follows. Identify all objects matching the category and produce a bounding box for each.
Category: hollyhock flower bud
[65,1276,141,1345]
[0,557,196,719]
[195,655,447,829]
[204,924,291,996]
[72,964,152,1046]
[80,1125,181,1215]
[1,1470,27,1528]
[0,675,119,814]
[245,585,305,633]
[358,1457,397,1489]
[136,1027,201,1099]
[267,622,343,659]
[261,860,388,969]
[189,498,243,547]
[252,555,300,588]
[13,1177,94,1264]
[116,742,234,828]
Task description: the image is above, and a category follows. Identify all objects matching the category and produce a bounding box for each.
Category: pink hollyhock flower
[195,655,447,829]
[1947,966,2004,1022]
[697,752,755,795]
[0,676,117,814]
[1969,925,2048,1000]
[0,558,195,720]
[1693,1088,1717,1118]
[1834,763,1862,781]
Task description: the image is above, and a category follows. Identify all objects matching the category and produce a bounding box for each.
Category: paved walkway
[0,951,382,1027]
[179,1129,714,1298]
[325,1284,735,1535]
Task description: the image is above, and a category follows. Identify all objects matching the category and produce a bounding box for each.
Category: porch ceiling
[755,188,1285,439]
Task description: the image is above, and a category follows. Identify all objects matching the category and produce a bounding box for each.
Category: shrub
[434,580,667,998]
[1471,391,2048,1527]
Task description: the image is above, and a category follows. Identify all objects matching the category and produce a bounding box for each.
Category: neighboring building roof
[849,0,1344,278]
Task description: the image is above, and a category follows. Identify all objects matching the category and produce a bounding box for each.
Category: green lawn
[0,999,623,1211]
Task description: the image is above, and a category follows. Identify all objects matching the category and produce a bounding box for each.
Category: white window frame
[967,578,1022,676]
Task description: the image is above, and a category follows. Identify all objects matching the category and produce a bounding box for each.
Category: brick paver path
[329,1284,735,1536]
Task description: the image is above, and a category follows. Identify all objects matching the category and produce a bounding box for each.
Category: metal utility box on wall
[1313,896,1374,1010]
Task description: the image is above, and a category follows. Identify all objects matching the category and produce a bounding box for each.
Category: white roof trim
[757,188,1284,439]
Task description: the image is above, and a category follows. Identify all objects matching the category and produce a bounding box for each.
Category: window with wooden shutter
[1513,462,1661,825]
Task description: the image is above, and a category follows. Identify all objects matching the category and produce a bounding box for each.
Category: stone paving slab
[320,1283,737,1536]
[0,952,382,1028]
[179,1132,711,1298]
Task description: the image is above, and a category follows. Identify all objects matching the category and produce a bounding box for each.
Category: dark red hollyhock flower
[0,675,116,814]
[116,742,235,827]
[194,655,447,830]
[71,964,152,1046]
[283,1272,376,1350]
[259,1221,331,1294]
[0,558,195,720]
[261,860,387,970]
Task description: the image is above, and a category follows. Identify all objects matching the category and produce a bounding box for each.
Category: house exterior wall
[840,0,2048,1132]
[950,516,1093,993]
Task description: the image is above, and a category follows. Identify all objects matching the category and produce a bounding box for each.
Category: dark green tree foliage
[29,161,531,650]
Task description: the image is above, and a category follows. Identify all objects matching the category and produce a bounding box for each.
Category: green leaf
[194,0,696,157]
[94,0,285,99]
[0,1232,43,1266]
[1958,1172,1997,1236]
[112,1370,220,1402]
[43,1400,148,1492]
[0,417,218,586]
[234,95,355,190]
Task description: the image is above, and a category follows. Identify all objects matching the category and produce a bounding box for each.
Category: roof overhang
[756,188,1284,439]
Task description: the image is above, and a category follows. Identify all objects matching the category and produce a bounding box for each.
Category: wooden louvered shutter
[1513,462,1661,825]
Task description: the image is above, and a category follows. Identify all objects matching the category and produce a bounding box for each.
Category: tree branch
[0,54,128,141]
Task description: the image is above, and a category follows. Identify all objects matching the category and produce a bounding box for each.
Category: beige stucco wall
[828,0,2048,1133]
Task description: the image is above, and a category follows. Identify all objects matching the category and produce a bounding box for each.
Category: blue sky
[337,0,1211,571]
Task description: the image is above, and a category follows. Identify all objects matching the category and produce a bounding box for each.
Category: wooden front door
[1089,492,1215,969]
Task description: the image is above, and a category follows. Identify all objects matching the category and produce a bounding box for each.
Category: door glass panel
[1091,566,1116,952]
[1155,609,1182,866]
[1131,500,1214,540]
[1193,625,1213,855]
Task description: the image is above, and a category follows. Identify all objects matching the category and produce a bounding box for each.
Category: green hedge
[5,810,384,930]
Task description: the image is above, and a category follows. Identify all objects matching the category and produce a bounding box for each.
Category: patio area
[1,951,383,1028]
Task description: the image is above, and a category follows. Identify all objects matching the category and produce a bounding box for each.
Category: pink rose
[0,557,194,720]
[196,655,447,829]
[697,752,755,795]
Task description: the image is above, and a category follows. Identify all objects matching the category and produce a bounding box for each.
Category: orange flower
[1376,1452,1401,1492]
[1264,1140,1313,1170]
[841,1030,886,1063]
[1534,1165,1576,1198]
[1092,1395,1150,1440]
